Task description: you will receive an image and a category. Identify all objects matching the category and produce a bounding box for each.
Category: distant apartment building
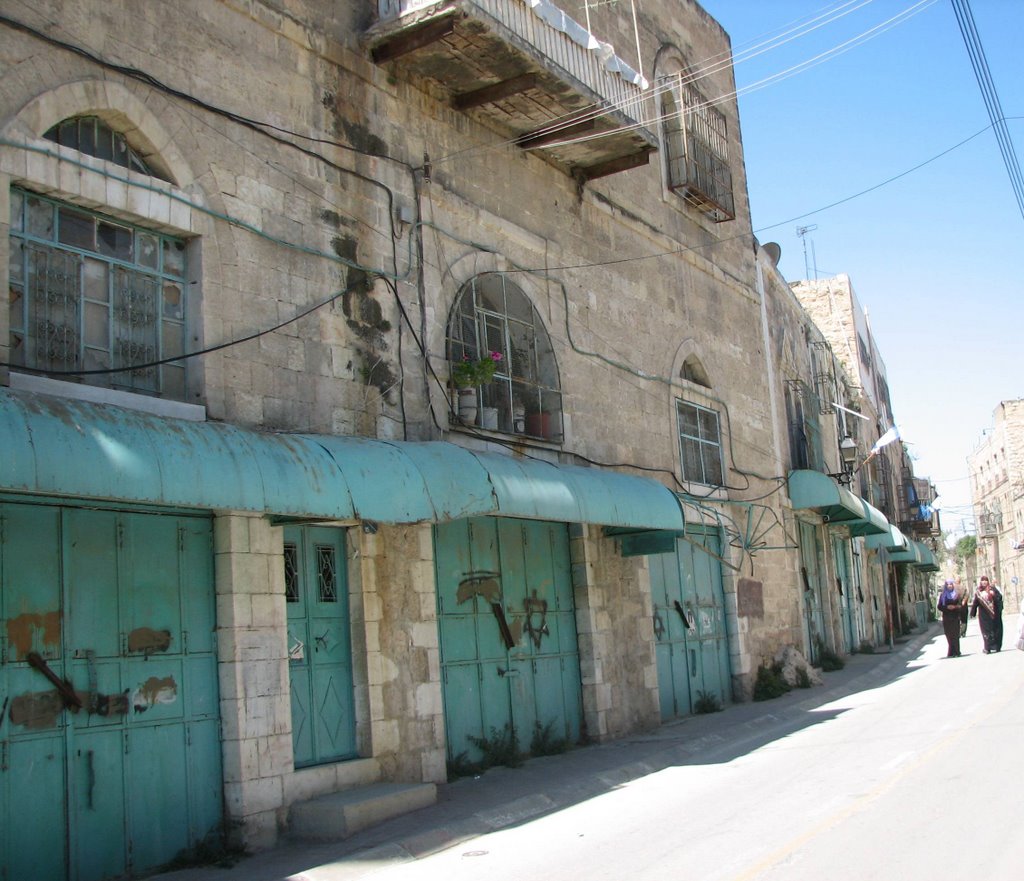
[968,399,1024,612]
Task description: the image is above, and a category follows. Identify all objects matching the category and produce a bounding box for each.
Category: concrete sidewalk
[158,626,941,881]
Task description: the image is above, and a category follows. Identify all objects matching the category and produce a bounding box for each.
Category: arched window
[447,273,562,440]
[681,355,711,387]
[44,116,170,182]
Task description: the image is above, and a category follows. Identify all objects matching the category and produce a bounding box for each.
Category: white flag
[869,425,900,456]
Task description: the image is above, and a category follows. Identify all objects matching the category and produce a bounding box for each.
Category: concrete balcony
[366,0,658,180]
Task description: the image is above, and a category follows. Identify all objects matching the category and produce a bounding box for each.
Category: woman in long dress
[937,580,964,658]
[970,576,1002,653]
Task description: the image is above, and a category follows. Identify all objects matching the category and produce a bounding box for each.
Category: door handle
[497,666,520,678]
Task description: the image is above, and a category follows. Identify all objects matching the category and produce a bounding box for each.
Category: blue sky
[697,0,1023,538]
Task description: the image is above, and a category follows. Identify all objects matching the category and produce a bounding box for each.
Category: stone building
[968,399,1024,613]
[0,2,935,879]
[790,274,941,635]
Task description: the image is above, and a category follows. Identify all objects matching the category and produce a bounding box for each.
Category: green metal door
[649,549,695,720]
[650,529,731,720]
[435,517,581,765]
[799,520,827,664]
[849,545,867,646]
[689,530,731,706]
[832,536,854,654]
[284,526,355,768]
[0,501,221,881]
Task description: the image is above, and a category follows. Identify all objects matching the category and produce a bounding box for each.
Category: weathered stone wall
[358,524,447,783]
[0,0,809,851]
[572,526,661,739]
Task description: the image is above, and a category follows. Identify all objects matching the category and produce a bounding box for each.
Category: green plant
[795,666,812,689]
[815,638,845,672]
[858,639,875,654]
[451,350,503,388]
[693,689,723,714]
[530,721,570,756]
[753,662,792,701]
[467,724,523,769]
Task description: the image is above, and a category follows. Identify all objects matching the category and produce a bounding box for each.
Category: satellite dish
[763,242,782,266]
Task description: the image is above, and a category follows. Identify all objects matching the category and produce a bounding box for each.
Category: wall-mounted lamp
[829,435,859,485]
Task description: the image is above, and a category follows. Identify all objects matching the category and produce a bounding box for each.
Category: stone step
[288,782,437,841]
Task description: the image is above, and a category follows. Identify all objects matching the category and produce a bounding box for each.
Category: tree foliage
[954,535,977,560]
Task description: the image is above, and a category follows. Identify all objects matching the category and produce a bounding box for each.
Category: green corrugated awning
[787,469,888,536]
[0,388,685,531]
[888,541,922,565]
[865,524,909,552]
[911,541,940,571]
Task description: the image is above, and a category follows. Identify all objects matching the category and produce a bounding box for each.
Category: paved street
[162,620,1023,881]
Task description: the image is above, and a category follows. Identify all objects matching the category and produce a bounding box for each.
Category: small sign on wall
[737,577,764,618]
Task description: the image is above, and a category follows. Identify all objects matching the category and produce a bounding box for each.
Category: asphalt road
[161,620,1022,881]
[362,624,1023,881]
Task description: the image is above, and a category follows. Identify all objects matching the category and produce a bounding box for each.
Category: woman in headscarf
[937,579,964,658]
[970,575,1002,653]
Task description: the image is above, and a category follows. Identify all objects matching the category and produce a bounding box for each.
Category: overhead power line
[950,0,1024,221]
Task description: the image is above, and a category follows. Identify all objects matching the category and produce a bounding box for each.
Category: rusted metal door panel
[2,504,63,662]
[832,536,854,654]
[650,530,731,719]
[70,729,126,881]
[125,724,190,872]
[0,502,221,881]
[649,547,695,720]
[436,517,581,766]
[799,520,828,664]
[689,530,731,707]
[285,526,355,768]
[1,503,67,881]
[4,733,68,881]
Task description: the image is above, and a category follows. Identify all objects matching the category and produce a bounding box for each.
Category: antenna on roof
[796,225,818,281]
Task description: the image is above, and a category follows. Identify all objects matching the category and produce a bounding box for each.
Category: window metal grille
[785,380,824,472]
[661,74,735,222]
[44,116,170,182]
[284,543,299,603]
[316,545,338,603]
[8,188,187,398]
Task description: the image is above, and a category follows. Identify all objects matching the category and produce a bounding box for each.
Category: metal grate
[317,545,338,603]
[284,543,299,603]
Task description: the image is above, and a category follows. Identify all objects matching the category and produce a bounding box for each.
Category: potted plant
[451,350,502,425]
[524,395,551,439]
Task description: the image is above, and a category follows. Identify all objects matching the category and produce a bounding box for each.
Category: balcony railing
[366,0,658,179]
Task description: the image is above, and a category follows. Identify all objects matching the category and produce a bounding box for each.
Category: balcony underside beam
[579,145,656,180]
[370,15,456,63]
[452,73,540,110]
[517,118,596,149]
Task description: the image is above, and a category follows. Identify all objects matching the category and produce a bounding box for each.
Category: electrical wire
[431,0,885,165]
[5,283,356,377]
[0,7,948,515]
[430,0,935,166]
[493,119,1002,276]
[950,0,1024,220]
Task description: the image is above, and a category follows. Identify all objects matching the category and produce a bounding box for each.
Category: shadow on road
[158,625,944,881]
